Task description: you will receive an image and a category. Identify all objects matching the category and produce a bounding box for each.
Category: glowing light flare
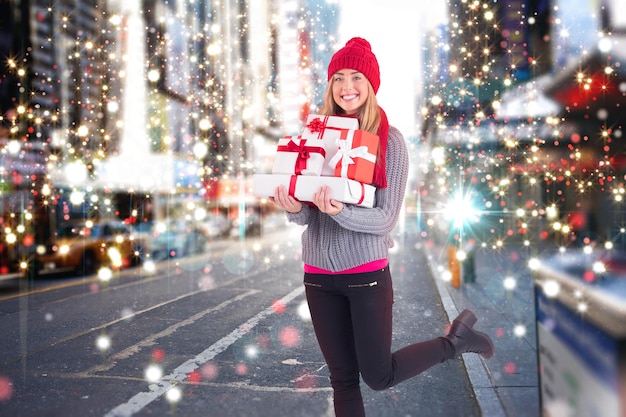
[245,345,259,359]
[431,147,446,166]
[166,387,182,403]
[592,261,606,274]
[201,362,219,381]
[271,300,286,314]
[513,325,527,338]
[144,365,163,383]
[143,260,156,274]
[98,267,113,282]
[503,362,517,375]
[0,376,14,402]
[96,335,112,351]
[583,270,596,283]
[107,247,123,268]
[297,301,311,321]
[278,326,301,348]
[503,276,517,290]
[152,348,166,362]
[235,363,248,376]
[7,140,20,154]
[528,258,540,270]
[542,280,560,298]
[444,190,481,230]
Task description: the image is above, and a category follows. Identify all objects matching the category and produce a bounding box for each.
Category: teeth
[342,94,358,100]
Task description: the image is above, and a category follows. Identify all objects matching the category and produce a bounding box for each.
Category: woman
[271,37,494,417]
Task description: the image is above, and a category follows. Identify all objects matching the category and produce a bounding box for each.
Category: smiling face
[331,69,370,115]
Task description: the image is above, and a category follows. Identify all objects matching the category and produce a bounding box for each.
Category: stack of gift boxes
[252,114,379,208]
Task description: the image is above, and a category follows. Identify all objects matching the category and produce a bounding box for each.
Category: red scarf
[374,106,389,189]
[333,105,388,189]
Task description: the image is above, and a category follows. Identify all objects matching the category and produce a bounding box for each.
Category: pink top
[304,259,388,275]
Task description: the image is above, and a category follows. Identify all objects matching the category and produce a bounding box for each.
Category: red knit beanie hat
[327,37,380,94]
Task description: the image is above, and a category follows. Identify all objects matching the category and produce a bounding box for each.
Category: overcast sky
[336,1,448,136]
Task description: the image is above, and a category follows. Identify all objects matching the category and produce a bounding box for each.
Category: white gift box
[272,136,327,176]
[301,114,359,140]
[252,174,375,208]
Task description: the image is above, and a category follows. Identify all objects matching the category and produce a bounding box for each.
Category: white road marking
[104,286,305,417]
[86,289,259,374]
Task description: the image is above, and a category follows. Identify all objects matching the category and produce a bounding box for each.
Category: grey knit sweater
[286,125,409,272]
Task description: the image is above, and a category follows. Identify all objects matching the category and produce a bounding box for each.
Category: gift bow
[306,117,326,133]
[305,116,350,139]
[277,139,325,175]
[329,140,377,178]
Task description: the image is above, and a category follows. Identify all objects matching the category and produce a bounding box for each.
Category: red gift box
[272,136,326,176]
[325,130,379,184]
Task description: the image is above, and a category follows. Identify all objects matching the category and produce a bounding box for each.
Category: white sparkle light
[513,325,527,338]
[96,335,112,351]
[69,190,85,205]
[503,276,517,290]
[543,280,560,298]
[143,260,156,274]
[98,267,113,282]
[166,387,182,403]
[145,365,163,383]
[592,261,606,274]
[297,301,311,321]
[528,258,541,270]
[245,345,259,359]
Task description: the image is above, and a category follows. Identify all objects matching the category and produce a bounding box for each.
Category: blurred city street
[0,221,491,417]
[2,0,626,416]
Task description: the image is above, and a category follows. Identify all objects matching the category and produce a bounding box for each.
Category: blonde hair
[319,79,381,135]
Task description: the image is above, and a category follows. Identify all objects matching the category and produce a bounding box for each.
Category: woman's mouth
[341,93,359,101]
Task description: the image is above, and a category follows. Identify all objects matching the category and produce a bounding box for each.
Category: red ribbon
[305,116,349,139]
[277,139,325,175]
[288,175,298,199]
[357,183,365,205]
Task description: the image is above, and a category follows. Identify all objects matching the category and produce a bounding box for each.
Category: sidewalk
[423,241,541,417]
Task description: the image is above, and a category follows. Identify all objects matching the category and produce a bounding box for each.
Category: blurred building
[0,0,338,271]
[420,0,626,249]
[1,0,110,272]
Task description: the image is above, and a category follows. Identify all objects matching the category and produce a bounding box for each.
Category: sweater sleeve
[330,126,409,235]
[285,203,312,225]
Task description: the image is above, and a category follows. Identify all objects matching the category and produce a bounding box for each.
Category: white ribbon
[328,139,377,178]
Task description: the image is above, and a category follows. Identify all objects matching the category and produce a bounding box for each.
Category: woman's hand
[269,185,302,213]
[313,185,344,215]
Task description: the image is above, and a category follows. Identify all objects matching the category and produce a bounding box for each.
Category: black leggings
[304,266,455,417]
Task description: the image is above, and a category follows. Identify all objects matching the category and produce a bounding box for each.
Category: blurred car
[129,221,156,262]
[230,212,261,238]
[35,220,137,276]
[200,212,231,239]
[142,220,207,261]
[261,212,289,233]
